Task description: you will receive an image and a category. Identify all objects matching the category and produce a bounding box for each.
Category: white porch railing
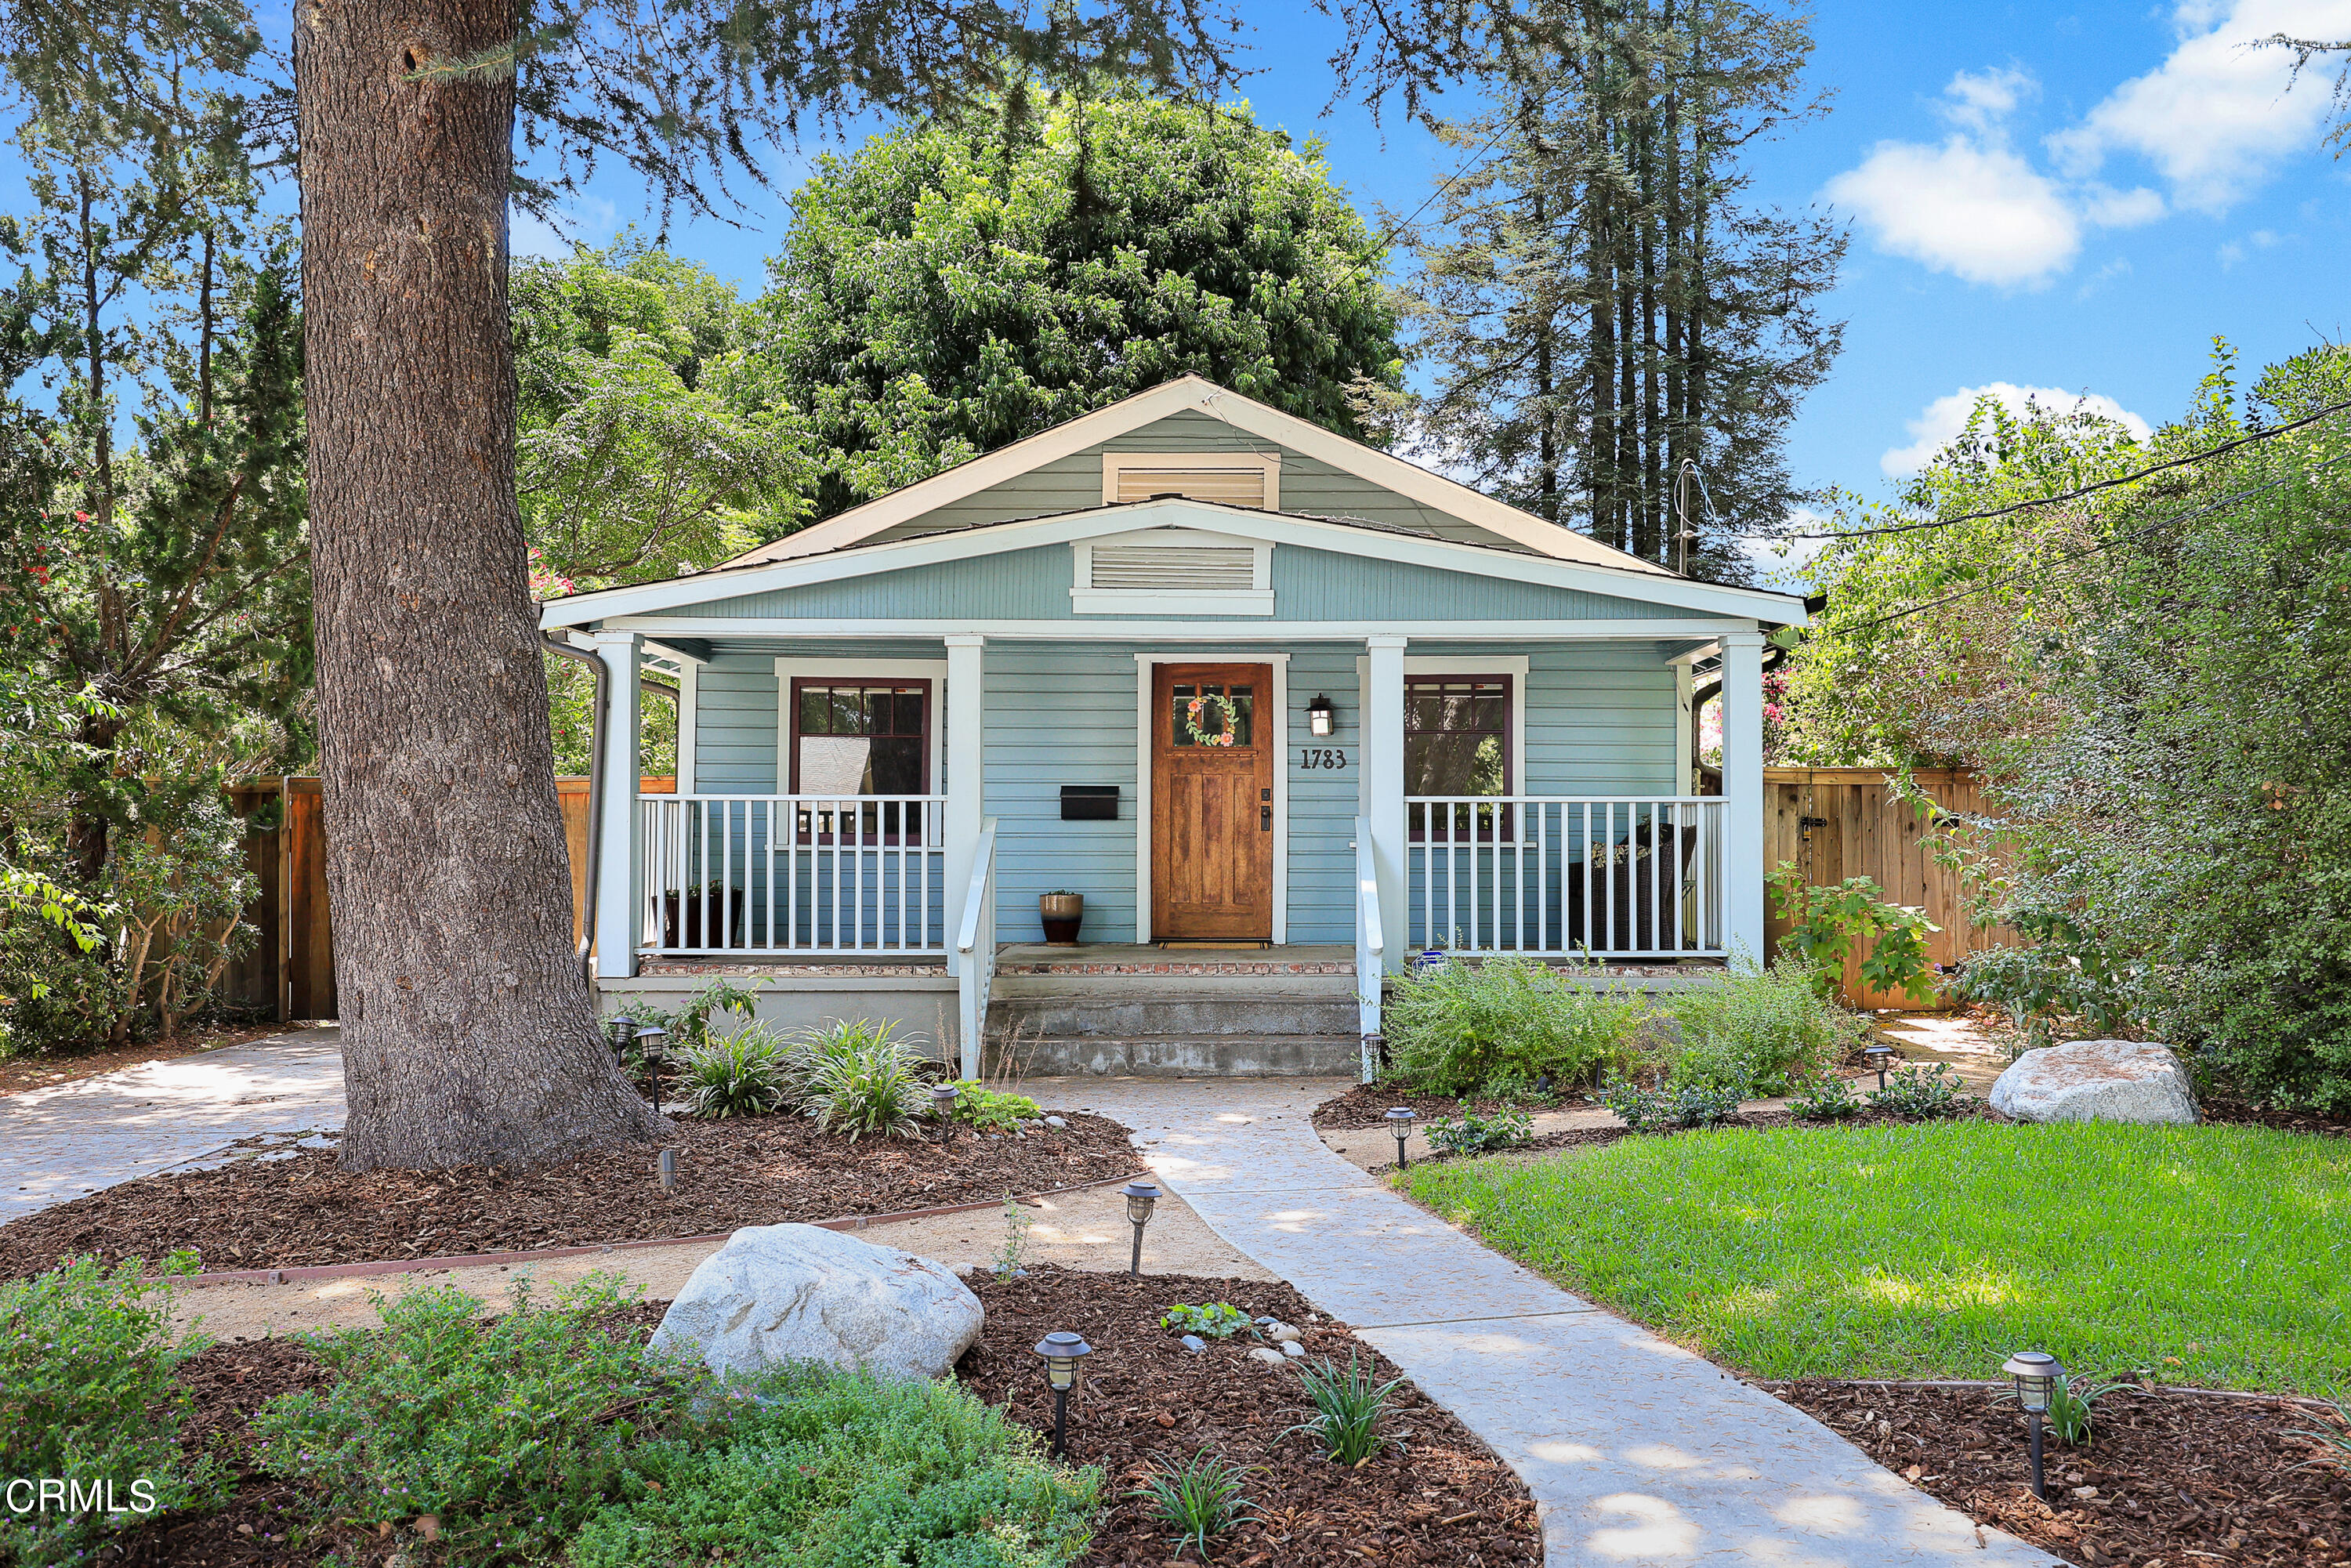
[955,818,999,1080]
[1405,796,1726,958]
[636,795,948,956]
[1353,815,1384,1083]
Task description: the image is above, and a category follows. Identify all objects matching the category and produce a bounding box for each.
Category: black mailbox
[1060,785,1119,820]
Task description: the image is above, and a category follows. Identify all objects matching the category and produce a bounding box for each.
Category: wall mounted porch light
[2003,1349,2064,1501]
[1307,694,1336,737]
[1034,1331,1094,1459]
[1121,1182,1161,1276]
[1386,1106,1416,1170]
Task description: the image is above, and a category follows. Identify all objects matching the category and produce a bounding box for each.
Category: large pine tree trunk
[295,0,664,1170]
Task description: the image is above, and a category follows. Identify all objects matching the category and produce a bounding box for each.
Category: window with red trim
[1405,676,1512,841]
[787,679,930,842]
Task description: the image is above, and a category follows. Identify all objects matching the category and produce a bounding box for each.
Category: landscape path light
[603,1015,639,1070]
[2003,1349,2064,1501]
[1121,1182,1161,1275]
[658,1147,676,1193]
[633,1023,672,1106]
[1864,1042,1893,1091]
[930,1083,960,1124]
[1386,1106,1416,1170]
[1034,1331,1093,1459]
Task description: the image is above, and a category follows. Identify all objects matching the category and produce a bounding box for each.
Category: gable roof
[719,374,1684,579]
[541,494,1809,628]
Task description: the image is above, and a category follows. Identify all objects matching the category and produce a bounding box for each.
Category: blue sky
[526,0,2349,530]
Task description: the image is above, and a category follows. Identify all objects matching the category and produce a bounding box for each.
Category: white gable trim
[713,374,1677,579]
[542,498,1807,628]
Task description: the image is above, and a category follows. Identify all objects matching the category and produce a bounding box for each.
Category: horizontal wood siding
[1285,645,1361,942]
[863,410,1522,548]
[683,636,1683,948]
[678,542,1676,625]
[984,643,1143,943]
[692,639,941,794]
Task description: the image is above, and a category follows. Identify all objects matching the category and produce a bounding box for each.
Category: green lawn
[1401,1121,2351,1397]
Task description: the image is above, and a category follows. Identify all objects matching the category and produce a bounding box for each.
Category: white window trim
[1132,652,1291,946]
[1355,654,1530,812]
[1101,450,1281,510]
[770,657,950,806]
[1072,527,1274,617]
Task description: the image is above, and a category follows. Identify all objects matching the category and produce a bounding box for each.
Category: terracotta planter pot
[1039,893,1083,947]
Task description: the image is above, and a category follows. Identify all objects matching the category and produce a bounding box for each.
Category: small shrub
[1383,954,1646,1098]
[682,1024,792,1118]
[991,1193,1032,1282]
[255,1274,697,1566]
[1425,1104,1534,1157]
[1132,1448,1257,1560]
[1288,1354,1406,1464]
[1767,864,1940,1005]
[1599,1074,1745,1132]
[0,1253,217,1567]
[945,1079,1042,1132]
[1668,957,1867,1095]
[1867,1062,1966,1121]
[804,1035,926,1139]
[1999,1374,2132,1447]
[1785,1074,1866,1121]
[571,1365,1097,1568]
[620,976,763,1056]
[1161,1302,1252,1340]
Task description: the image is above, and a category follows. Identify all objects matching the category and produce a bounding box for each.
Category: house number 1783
[1299,748,1349,770]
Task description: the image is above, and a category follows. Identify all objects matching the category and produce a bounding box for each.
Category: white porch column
[943,635,986,977]
[1720,630,1766,965]
[588,629,643,980]
[1364,633,1408,959]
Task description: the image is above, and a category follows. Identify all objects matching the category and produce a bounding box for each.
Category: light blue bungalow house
[538,375,1804,1077]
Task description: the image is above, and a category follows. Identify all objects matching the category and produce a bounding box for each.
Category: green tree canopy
[736,91,1405,520]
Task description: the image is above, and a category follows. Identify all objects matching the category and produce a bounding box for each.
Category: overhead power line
[1772,397,2351,543]
[1830,449,2351,636]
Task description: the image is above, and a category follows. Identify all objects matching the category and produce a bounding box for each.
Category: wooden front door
[1151,663,1275,941]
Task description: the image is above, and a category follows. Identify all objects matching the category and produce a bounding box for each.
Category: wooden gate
[222,776,670,1022]
[1760,767,2012,1010]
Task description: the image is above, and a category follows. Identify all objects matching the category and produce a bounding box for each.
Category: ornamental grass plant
[1382,954,1646,1098]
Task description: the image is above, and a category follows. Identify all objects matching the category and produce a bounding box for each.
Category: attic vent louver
[1089,544,1258,592]
[1111,465,1268,508]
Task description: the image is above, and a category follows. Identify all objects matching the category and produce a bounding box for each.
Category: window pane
[864,689,892,735]
[799,736,871,795]
[829,689,869,734]
[868,737,923,794]
[1173,683,1253,747]
[893,691,925,735]
[1407,733,1505,796]
[799,686,831,736]
[1470,692,1507,731]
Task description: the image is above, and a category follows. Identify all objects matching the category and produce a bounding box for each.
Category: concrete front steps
[983,943,1363,1077]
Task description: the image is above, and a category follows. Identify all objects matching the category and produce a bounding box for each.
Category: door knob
[1260,805,1273,831]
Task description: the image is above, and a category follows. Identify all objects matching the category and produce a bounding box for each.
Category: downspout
[542,631,607,993]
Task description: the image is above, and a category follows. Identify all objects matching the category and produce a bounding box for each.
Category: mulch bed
[959,1264,1542,1567]
[0,1111,1143,1280]
[103,1273,1533,1567]
[2200,1093,2351,1141]
[1311,1082,1577,1128]
[1772,1378,2351,1566]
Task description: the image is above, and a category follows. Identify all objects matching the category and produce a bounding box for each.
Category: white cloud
[1940,67,2038,133]
[1738,523,1831,594]
[1880,383,2156,476]
[509,197,621,260]
[1822,138,2081,287]
[2218,226,2284,266]
[2078,184,2168,227]
[2047,0,2351,212]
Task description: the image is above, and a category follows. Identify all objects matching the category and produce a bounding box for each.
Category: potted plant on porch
[1039,890,1084,946]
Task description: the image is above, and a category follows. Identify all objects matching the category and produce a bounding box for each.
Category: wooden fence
[223,777,672,1022]
[1760,766,2010,1009]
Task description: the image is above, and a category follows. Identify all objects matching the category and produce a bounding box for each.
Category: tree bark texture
[295,0,663,1169]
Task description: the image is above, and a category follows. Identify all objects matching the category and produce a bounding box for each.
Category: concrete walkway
[1033,1074,2057,1568]
[0,1027,345,1222]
